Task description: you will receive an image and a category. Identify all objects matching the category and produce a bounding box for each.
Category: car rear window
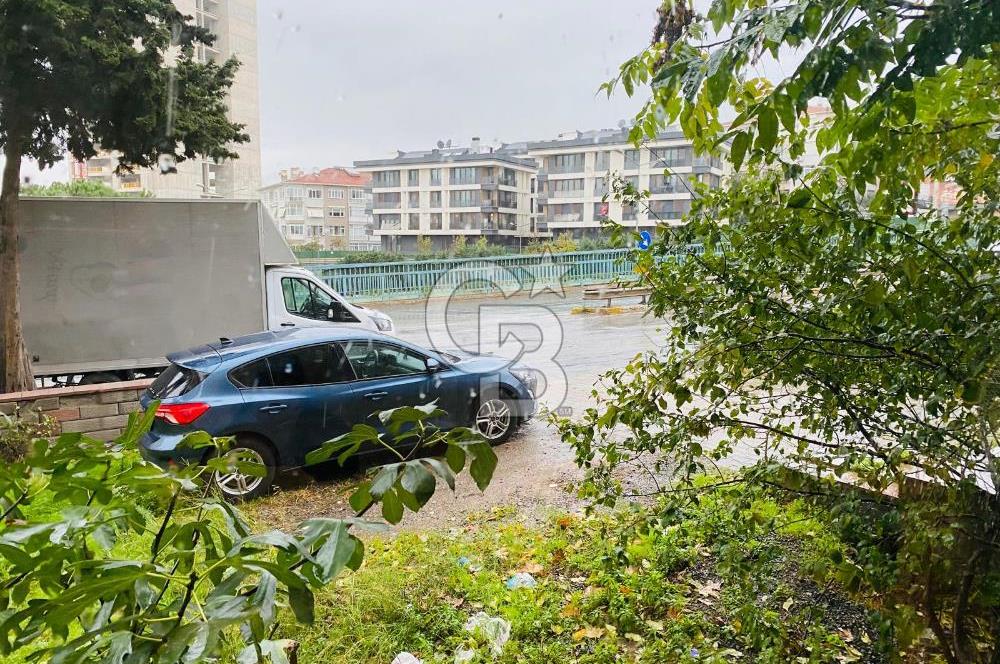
[228,344,356,389]
[148,364,205,399]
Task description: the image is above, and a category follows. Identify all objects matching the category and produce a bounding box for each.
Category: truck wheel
[215,436,277,502]
[78,372,122,385]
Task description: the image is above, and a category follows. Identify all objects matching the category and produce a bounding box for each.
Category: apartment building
[527,128,725,237]
[70,0,261,198]
[259,167,374,250]
[354,140,541,253]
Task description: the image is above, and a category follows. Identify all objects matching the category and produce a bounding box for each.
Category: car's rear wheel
[215,436,277,501]
[475,396,515,443]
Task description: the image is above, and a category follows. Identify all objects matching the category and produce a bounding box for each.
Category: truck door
[269,272,361,330]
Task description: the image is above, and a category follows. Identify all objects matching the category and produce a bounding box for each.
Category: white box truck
[19,197,393,385]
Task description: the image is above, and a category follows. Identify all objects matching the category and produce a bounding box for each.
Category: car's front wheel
[475,396,516,443]
[215,436,277,501]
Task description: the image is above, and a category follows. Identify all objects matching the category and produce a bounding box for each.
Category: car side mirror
[425,357,442,373]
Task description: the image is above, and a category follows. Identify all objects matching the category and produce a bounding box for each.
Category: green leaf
[756,106,779,152]
[730,132,749,171]
[445,443,466,473]
[465,442,498,492]
[288,585,315,624]
[400,463,436,507]
[786,188,811,208]
[349,482,374,513]
[380,488,404,524]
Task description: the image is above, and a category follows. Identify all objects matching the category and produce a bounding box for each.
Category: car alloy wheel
[476,398,512,441]
[215,447,266,497]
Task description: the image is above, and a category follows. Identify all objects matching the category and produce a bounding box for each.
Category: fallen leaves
[572,626,605,641]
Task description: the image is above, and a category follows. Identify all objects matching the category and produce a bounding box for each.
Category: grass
[270,484,917,664]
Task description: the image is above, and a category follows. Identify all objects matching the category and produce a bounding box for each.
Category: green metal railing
[309,246,703,301]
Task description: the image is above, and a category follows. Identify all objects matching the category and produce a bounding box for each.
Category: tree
[0,1,248,392]
[560,0,1000,659]
[21,180,150,198]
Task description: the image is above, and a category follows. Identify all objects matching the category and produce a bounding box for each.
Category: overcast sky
[18,1,663,185]
[258,0,657,182]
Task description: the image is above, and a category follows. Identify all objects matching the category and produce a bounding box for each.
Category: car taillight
[155,402,210,425]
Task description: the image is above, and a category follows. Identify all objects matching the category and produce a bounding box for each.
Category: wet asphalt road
[255,288,668,531]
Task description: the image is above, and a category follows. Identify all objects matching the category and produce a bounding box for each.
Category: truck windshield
[148,365,205,399]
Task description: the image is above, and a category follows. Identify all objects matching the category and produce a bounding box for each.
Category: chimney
[471,137,481,154]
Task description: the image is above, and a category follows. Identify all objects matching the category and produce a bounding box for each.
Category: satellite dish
[436,140,445,149]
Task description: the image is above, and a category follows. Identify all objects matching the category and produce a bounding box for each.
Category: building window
[593,202,610,221]
[450,190,480,207]
[350,188,365,200]
[408,170,419,186]
[547,203,583,223]
[624,150,640,169]
[308,188,323,199]
[373,170,400,187]
[500,168,517,187]
[449,212,482,230]
[430,213,442,230]
[334,226,346,236]
[429,169,441,186]
[651,146,693,168]
[374,192,401,209]
[648,199,691,219]
[328,208,345,218]
[308,225,323,237]
[496,190,517,208]
[408,213,420,230]
[376,214,401,230]
[622,204,636,221]
[594,177,609,196]
[288,186,304,200]
[594,151,610,171]
[429,191,442,208]
[450,167,477,185]
[408,191,419,208]
[551,178,584,196]
[285,201,303,217]
[650,174,685,194]
[328,188,345,199]
[288,224,304,235]
[547,153,585,174]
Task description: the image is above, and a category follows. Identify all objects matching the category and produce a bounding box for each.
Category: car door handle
[259,404,288,413]
[280,323,295,327]
[363,391,389,401]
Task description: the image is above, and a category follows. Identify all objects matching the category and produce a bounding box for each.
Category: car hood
[439,349,513,374]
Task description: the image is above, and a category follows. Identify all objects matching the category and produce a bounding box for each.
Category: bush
[0,409,55,462]
[0,403,495,662]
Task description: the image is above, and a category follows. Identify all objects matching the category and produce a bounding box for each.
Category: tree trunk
[0,137,34,393]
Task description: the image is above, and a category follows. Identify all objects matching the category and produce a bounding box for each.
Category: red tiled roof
[290,167,370,186]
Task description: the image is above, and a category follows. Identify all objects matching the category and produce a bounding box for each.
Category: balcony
[550,213,583,223]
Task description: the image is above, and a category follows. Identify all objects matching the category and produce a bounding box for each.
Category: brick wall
[0,379,154,441]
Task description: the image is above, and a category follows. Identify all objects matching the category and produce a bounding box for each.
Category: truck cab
[265,266,394,334]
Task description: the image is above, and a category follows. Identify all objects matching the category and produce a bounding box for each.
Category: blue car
[139,328,536,499]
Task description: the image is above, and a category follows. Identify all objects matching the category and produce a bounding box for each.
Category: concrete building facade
[259,167,375,251]
[527,128,724,238]
[70,0,261,199]
[355,129,726,252]
[355,143,542,253]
